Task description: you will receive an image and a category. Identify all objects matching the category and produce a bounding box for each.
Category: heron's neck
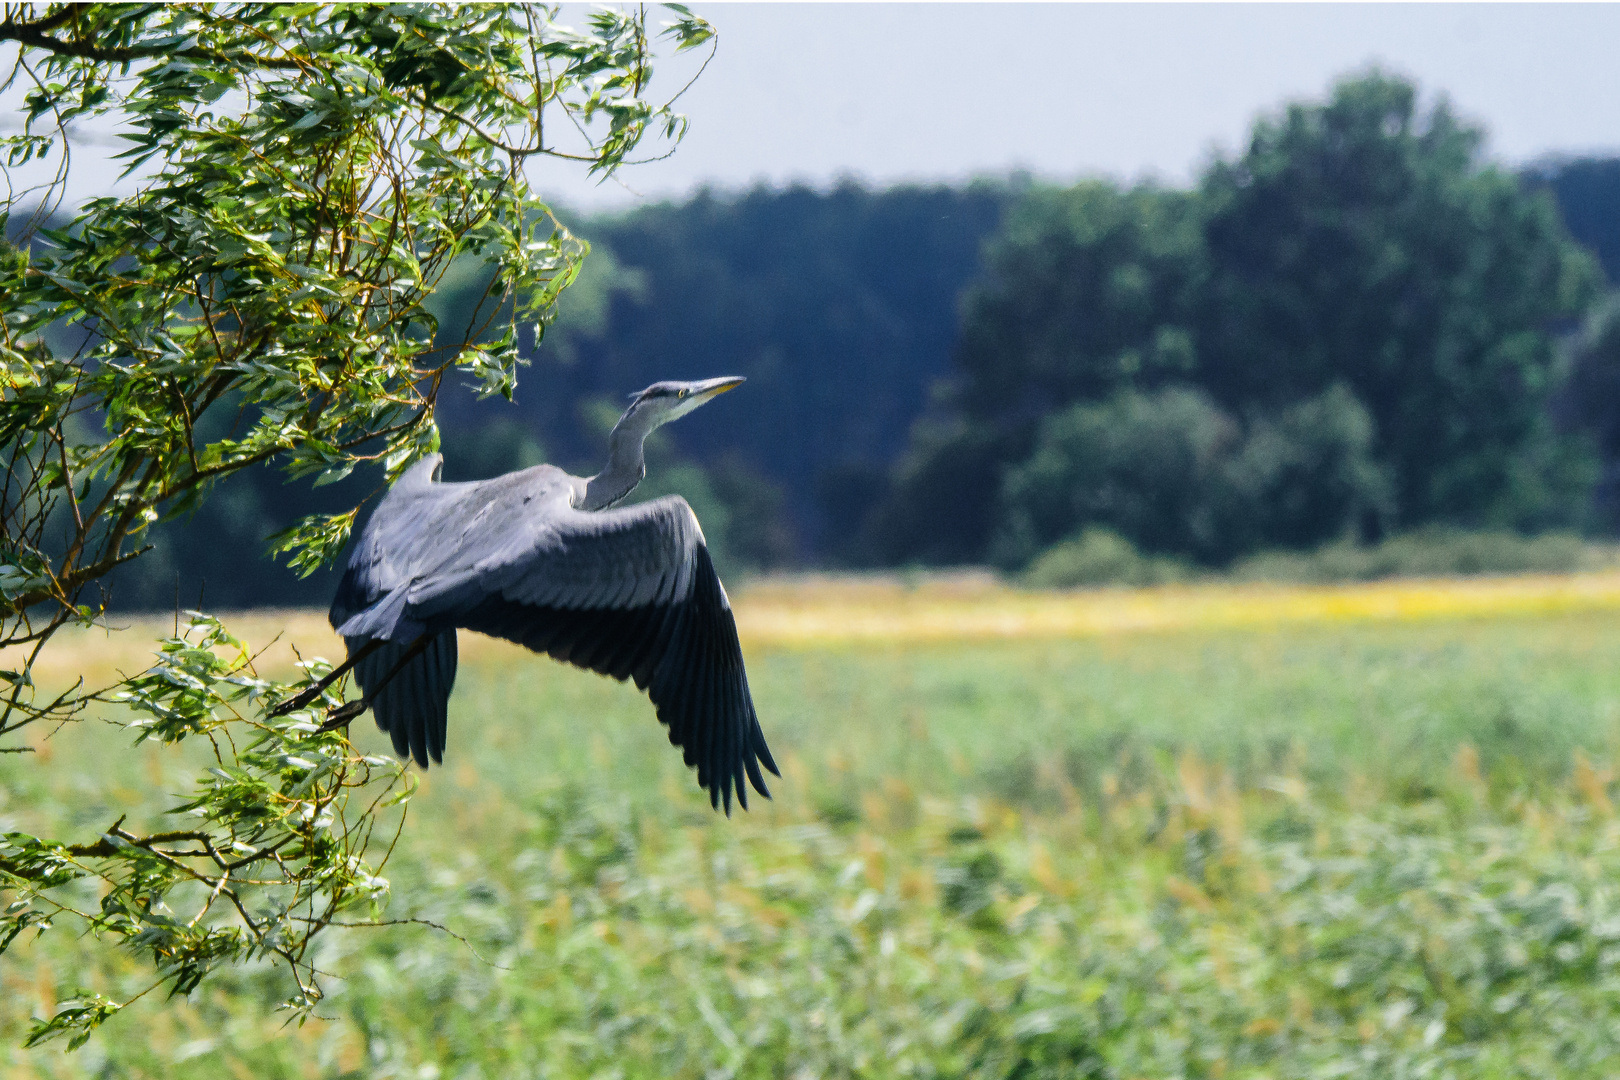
[581,413,653,511]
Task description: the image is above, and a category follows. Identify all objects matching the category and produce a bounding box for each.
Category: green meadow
[7,584,1620,1078]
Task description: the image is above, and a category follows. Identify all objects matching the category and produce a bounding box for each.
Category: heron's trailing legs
[315,632,435,732]
[317,699,368,730]
[270,638,385,717]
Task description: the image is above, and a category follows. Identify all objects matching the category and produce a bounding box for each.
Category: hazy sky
[8,4,1619,213]
[531,2,1620,211]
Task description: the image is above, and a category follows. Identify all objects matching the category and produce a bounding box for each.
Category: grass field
[7,573,1620,1077]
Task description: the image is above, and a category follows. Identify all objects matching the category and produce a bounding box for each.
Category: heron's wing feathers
[352,630,457,768]
[405,493,702,620]
[404,495,776,813]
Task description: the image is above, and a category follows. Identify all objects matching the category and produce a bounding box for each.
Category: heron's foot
[269,639,385,718]
[317,699,366,732]
[270,683,327,718]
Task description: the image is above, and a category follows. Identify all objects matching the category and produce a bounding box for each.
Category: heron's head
[621,375,745,431]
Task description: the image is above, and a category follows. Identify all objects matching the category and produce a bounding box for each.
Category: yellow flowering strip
[17,571,1620,686]
[731,571,1620,646]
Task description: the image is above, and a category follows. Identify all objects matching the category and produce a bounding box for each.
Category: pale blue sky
[532,2,1620,211]
[8,4,1619,213]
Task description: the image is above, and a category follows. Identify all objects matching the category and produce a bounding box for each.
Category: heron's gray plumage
[327,376,775,812]
[351,631,457,767]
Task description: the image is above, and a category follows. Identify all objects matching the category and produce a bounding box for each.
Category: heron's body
[325,377,776,812]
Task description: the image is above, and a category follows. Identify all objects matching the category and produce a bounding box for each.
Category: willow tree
[0,2,712,1047]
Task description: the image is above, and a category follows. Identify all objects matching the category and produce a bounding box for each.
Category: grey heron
[295,376,777,813]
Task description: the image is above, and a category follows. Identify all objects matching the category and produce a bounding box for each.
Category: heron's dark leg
[315,632,435,732]
[270,638,386,717]
[317,698,367,731]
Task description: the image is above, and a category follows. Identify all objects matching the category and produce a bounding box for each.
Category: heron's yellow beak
[703,375,746,397]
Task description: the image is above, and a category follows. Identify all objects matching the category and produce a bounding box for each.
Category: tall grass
[6,581,1620,1076]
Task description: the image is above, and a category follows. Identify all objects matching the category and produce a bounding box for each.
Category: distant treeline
[98,71,1620,608]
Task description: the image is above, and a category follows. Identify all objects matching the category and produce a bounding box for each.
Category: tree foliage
[952,182,1204,427]
[871,71,1603,568]
[0,1,712,1045]
[848,182,1201,565]
[992,385,1389,568]
[1526,156,1620,284]
[1196,73,1598,527]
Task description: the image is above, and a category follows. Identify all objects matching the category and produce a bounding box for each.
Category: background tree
[869,70,1603,567]
[0,2,712,1047]
[858,181,1204,564]
[1197,71,1599,530]
[991,384,1389,568]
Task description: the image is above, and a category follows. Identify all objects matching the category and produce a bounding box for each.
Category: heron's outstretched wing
[351,630,458,768]
[344,473,777,812]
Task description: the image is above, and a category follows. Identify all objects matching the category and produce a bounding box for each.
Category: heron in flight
[282,376,776,813]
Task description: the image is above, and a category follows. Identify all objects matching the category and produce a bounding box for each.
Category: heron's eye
[676,388,688,398]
